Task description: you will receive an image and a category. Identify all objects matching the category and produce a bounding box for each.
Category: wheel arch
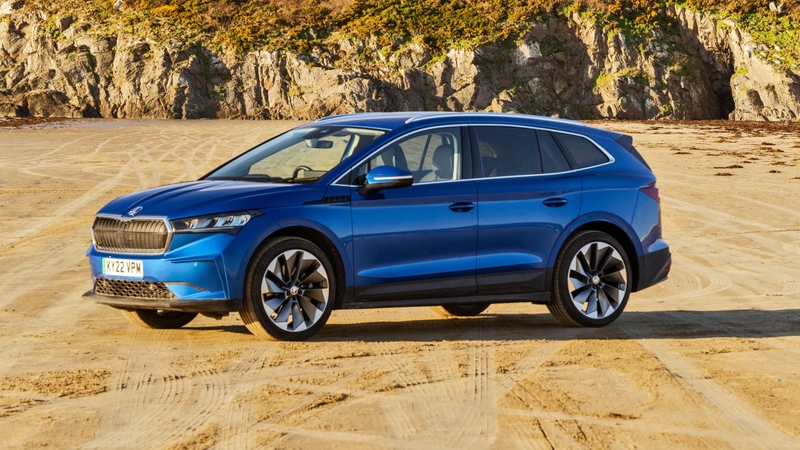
[248,222,350,309]
[549,215,643,292]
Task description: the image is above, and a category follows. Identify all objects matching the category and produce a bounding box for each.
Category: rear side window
[537,131,572,173]
[555,133,609,169]
[475,127,542,177]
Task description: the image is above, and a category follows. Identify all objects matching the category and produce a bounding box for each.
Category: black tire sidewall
[244,237,336,341]
[554,231,631,327]
[135,310,197,328]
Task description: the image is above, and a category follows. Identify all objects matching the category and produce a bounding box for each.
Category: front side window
[352,127,463,184]
[476,126,542,177]
[205,126,385,183]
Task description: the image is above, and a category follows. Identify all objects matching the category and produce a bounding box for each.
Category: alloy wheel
[261,249,330,332]
[567,242,628,319]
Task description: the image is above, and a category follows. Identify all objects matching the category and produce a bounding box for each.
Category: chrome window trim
[92,213,174,256]
[332,123,615,186]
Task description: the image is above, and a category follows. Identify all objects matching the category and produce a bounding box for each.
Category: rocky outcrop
[672,7,800,121]
[1,3,798,120]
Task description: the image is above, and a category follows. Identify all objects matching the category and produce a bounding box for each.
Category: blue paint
[86,112,670,310]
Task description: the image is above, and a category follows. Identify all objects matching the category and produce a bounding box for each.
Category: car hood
[98,180,325,218]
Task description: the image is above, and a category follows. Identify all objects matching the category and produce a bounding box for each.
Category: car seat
[420,144,454,182]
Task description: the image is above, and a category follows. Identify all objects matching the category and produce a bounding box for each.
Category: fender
[272,217,354,288]
[541,212,642,301]
[547,211,644,268]
[221,214,282,300]
[225,215,354,301]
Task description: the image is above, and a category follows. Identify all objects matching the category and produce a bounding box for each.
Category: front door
[348,127,478,302]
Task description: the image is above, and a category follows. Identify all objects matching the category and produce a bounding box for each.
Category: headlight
[170,210,261,234]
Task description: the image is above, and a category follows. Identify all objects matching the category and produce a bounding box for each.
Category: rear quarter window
[555,133,609,169]
[537,131,572,173]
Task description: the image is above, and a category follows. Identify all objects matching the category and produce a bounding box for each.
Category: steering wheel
[292,165,313,179]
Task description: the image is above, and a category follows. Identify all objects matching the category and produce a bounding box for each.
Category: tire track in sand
[0,157,133,254]
[444,319,497,449]
[216,347,276,449]
[635,339,796,449]
[82,352,194,449]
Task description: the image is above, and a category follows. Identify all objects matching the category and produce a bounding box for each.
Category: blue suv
[84,113,671,340]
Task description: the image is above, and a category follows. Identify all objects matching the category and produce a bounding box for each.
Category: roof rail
[314,113,364,122]
[405,112,586,126]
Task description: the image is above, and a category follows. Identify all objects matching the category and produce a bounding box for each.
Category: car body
[84,112,671,339]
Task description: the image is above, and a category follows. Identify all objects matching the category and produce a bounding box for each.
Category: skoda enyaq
[84,112,671,340]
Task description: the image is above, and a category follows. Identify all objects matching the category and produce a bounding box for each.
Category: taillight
[640,184,660,203]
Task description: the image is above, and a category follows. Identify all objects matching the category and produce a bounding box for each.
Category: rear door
[471,126,581,296]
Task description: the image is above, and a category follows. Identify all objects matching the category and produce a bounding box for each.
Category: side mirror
[358,166,414,196]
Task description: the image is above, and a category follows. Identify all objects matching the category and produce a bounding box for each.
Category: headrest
[432,144,454,177]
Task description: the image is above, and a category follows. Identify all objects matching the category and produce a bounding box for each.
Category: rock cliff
[1,2,798,120]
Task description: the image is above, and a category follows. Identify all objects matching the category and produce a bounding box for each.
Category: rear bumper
[83,291,241,313]
[634,247,671,292]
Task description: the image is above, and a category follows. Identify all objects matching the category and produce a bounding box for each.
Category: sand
[0,118,798,449]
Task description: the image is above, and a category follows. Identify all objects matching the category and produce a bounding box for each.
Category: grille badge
[128,206,143,217]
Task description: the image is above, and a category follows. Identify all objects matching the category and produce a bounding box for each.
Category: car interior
[354,129,462,184]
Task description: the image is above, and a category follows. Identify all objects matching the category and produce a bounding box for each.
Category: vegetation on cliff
[23,0,800,70]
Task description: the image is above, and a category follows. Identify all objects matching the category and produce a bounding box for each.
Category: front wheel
[239,236,336,341]
[120,309,197,329]
[547,231,631,327]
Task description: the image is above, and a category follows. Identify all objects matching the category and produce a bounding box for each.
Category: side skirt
[341,292,551,310]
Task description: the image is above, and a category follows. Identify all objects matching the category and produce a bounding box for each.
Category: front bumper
[83,291,240,313]
[86,228,243,312]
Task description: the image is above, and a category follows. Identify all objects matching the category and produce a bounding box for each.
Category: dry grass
[23,0,800,63]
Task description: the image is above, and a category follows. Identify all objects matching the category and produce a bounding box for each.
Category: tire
[547,230,631,327]
[239,236,336,341]
[120,309,197,329]
[429,303,490,318]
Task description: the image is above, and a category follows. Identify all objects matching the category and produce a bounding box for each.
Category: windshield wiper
[207,175,290,183]
[207,174,322,184]
[289,176,321,183]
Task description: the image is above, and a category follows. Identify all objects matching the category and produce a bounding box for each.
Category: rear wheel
[120,309,197,329]
[429,303,490,318]
[239,236,335,341]
[548,231,631,327]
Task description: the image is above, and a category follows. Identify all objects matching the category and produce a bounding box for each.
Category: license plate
[102,258,143,278]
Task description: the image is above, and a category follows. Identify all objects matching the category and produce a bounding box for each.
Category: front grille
[95,278,176,300]
[92,216,170,253]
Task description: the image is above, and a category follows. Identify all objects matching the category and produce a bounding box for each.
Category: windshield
[205,126,386,183]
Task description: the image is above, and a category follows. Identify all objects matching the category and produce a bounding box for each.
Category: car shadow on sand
[190,308,800,342]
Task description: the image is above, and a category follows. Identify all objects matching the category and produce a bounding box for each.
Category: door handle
[543,198,568,207]
[449,202,475,212]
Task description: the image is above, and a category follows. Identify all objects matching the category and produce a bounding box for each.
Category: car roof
[308,112,619,140]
